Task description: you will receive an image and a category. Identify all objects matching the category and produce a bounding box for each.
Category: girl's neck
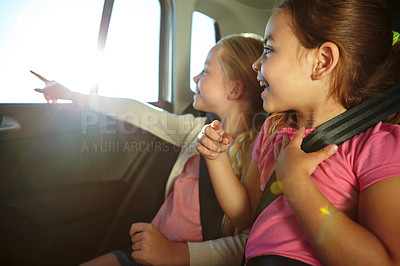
[296,102,346,128]
[219,111,252,137]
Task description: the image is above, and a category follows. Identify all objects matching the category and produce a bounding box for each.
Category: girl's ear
[227,80,245,100]
[311,42,339,80]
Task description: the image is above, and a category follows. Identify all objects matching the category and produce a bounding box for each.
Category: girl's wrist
[206,150,229,163]
[69,92,78,101]
[280,172,313,203]
[70,92,88,105]
[168,243,190,266]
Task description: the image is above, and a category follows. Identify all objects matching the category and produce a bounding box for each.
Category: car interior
[0,0,399,265]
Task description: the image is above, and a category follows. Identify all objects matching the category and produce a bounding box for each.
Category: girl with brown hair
[197,0,400,265]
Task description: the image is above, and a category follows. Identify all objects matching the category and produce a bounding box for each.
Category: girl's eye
[264,47,273,54]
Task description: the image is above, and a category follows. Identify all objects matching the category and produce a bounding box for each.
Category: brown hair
[265,0,400,139]
[279,0,400,116]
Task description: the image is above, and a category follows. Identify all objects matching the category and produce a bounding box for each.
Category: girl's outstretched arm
[197,120,260,230]
[31,70,89,104]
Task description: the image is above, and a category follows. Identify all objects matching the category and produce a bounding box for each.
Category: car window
[0,0,103,103]
[190,11,217,92]
[0,0,160,103]
[97,0,160,102]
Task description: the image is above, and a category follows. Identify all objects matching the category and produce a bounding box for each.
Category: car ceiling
[234,0,277,9]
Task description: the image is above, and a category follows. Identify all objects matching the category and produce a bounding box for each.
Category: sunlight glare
[0,0,159,103]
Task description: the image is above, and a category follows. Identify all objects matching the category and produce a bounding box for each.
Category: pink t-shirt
[151,155,203,242]
[246,121,400,265]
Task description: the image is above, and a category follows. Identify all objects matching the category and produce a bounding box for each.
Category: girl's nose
[193,73,200,83]
[252,57,261,72]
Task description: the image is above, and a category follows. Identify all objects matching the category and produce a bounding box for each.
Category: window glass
[98,0,160,102]
[0,0,103,103]
[0,0,160,103]
[190,11,217,92]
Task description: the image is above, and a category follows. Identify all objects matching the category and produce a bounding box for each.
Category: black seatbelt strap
[199,154,224,240]
[253,171,278,221]
[302,82,400,152]
[254,82,400,221]
[199,113,224,240]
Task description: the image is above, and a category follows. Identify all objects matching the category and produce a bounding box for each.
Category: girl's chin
[261,93,270,110]
[193,94,199,103]
[192,101,211,113]
[263,103,272,113]
[192,99,202,111]
[262,99,278,113]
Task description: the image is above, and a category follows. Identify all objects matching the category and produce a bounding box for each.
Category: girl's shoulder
[327,121,400,160]
[371,121,400,133]
[343,122,400,191]
[351,122,400,145]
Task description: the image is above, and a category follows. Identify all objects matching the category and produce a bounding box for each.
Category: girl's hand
[273,126,338,187]
[31,70,73,103]
[129,223,189,266]
[196,120,232,160]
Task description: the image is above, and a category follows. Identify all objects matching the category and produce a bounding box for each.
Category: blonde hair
[217,33,265,116]
[214,33,265,236]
